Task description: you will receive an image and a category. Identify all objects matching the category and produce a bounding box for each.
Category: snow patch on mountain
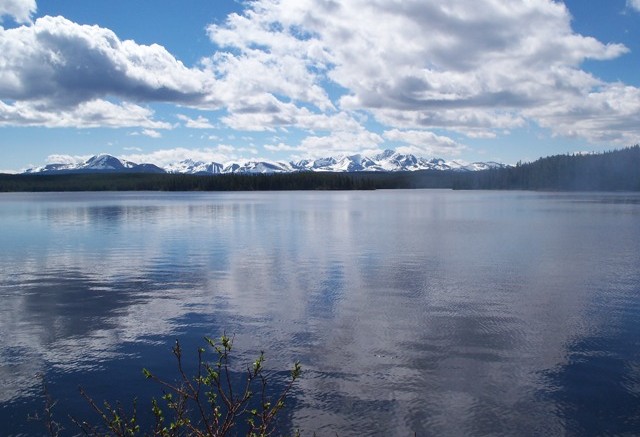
[23,150,509,175]
[165,159,223,174]
[24,154,163,174]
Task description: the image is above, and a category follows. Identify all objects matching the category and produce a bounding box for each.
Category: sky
[1,0,640,172]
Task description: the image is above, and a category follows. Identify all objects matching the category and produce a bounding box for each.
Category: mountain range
[24,150,507,175]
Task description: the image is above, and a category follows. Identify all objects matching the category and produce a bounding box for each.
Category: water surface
[1,190,639,435]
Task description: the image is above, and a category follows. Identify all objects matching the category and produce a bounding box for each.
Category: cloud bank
[0,15,218,129]
[0,0,35,23]
[206,0,638,146]
[1,0,639,160]
[628,0,640,12]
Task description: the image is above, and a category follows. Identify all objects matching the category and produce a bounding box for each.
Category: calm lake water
[0,190,639,436]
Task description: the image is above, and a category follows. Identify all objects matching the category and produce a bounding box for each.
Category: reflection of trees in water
[44,205,162,228]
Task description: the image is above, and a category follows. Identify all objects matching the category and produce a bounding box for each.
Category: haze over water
[1,190,639,436]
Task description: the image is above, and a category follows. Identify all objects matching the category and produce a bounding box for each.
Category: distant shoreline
[2,145,639,193]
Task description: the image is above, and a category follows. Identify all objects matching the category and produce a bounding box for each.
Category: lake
[0,190,639,436]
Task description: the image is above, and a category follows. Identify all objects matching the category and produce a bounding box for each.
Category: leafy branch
[36,334,301,437]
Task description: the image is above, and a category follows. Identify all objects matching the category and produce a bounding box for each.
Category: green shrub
[37,334,301,437]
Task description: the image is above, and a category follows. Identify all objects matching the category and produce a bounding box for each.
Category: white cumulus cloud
[2,0,639,160]
[0,15,217,128]
[206,0,637,147]
[121,146,247,167]
[297,129,384,158]
[177,114,215,129]
[45,154,89,165]
[0,99,171,129]
[628,0,640,12]
[526,83,640,144]
[0,0,36,23]
[383,129,467,156]
[136,129,162,138]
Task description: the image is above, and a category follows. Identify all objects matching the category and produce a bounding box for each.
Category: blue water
[0,190,639,436]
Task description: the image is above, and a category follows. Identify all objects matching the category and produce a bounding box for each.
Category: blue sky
[1,0,639,172]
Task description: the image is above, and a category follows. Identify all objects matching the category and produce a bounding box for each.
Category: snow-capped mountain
[165,159,224,175]
[456,161,506,171]
[289,150,507,172]
[222,160,293,174]
[23,151,508,175]
[24,154,165,174]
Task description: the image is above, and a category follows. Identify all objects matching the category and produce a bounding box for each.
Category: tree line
[0,171,387,192]
[452,145,640,191]
[1,146,638,192]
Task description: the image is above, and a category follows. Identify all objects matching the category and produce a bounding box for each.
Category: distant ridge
[4,147,639,192]
[24,154,165,174]
[24,150,507,175]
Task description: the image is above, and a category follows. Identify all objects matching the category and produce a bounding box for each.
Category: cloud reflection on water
[0,191,639,435]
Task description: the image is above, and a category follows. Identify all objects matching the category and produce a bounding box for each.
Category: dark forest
[1,146,638,192]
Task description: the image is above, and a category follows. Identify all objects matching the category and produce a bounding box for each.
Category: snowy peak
[24,154,164,174]
[24,162,76,174]
[165,159,223,174]
[23,151,508,175]
[374,149,397,161]
[224,161,292,174]
[460,161,506,171]
[83,154,134,171]
[290,150,498,172]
